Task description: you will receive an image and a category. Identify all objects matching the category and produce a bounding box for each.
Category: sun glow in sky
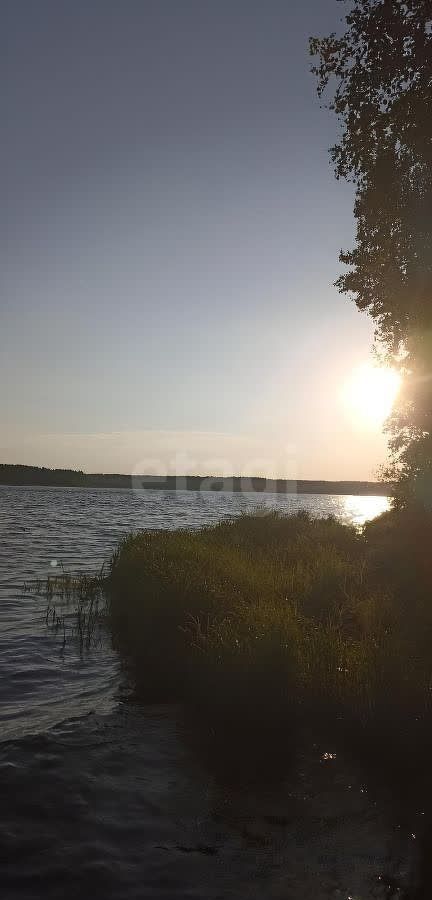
[343,363,401,430]
[1,0,398,480]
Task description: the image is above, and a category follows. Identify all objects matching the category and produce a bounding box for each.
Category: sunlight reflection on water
[342,494,390,527]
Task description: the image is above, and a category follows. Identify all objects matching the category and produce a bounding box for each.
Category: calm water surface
[2,486,413,900]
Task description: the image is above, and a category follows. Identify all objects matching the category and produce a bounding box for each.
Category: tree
[310,0,432,508]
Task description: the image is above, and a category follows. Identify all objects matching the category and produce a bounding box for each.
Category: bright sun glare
[343,363,401,429]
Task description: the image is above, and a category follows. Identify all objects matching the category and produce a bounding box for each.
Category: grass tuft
[102,509,432,784]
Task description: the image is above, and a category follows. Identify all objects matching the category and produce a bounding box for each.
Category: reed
[104,510,432,781]
[32,565,107,653]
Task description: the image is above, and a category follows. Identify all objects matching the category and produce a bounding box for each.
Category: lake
[2,486,412,899]
[0,485,389,740]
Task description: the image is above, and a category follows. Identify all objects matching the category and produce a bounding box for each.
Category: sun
[343,362,401,429]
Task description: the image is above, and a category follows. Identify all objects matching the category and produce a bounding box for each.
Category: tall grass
[103,509,432,785]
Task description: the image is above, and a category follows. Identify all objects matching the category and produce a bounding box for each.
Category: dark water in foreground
[1,486,415,898]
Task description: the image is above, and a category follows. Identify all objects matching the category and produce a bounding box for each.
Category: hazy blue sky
[1,0,386,480]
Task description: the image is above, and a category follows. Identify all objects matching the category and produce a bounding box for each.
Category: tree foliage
[310,0,432,507]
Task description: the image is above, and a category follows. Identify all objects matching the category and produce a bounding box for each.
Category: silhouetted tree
[310,0,432,508]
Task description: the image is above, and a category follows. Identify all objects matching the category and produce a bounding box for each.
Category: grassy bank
[104,509,432,785]
[43,508,432,895]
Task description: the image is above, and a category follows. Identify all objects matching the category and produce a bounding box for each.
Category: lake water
[0,486,389,742]
[2,486,414,899]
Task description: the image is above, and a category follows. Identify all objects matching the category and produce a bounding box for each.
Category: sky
[1,0,388,481]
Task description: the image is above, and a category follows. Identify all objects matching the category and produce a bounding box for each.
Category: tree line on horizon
[0,464,390,495]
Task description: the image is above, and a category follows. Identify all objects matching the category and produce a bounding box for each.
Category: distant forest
[0,465,391,496]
